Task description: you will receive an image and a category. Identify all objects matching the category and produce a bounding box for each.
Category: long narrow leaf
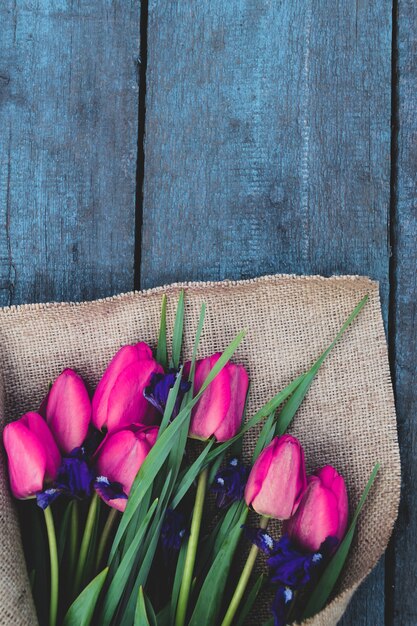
[158,366,184,437]
[110,329,246,560]
[171,439,214,509]
[234,574,266,626]
[252,412,275,462]
[156,295,168,368]
[170,539,188,621]
[63,568,108,626]
[134,587,151,626]
[171,290,185,369]
[275,295,369,436]
[205,373,305,466]
[58,499,74,566]
[302,462,380,619]
[134,587,157,626]
[101,500,158,625]
[188,504,249,626]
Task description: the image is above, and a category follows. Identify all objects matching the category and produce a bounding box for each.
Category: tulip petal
[105,360,163,432]
[213,363,249,442]
[92,343,163,432]
[283,465,348,552]
[3,421,47,499]
[189,354,232,440]
[21,412,61,480]
[244,439,275,507]
[46,369,91,454]
[95,426,158,511]
[246,435,307,520]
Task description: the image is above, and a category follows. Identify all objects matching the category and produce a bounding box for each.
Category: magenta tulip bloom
[3,412,61,499]
[92,343,164,433]
[283,465,348,551]
[185,353,249,442]
[46,368,91,454]
[244,435,307,519]
[95,424,158,511]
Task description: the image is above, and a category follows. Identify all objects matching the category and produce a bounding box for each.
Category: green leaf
[63,567,108,626]
[134,587,157,626]
[205,373,305,466]
[189,504,249,626]
[120,474,174,625]
[156,604,171,626]
[58,499,74,566]
[252,412,275,462]
[156,295,168,368]
[171,439,214,509]
[170,539,188,621]
[234,574,266,626]
[171,290,185,369]
[275,294,369,436]
[101,500,158,625]
[302,462,380,619]
[158,365,184,437]
[110,329,246,561]
[189,302,207,377]
[196,500,242,579]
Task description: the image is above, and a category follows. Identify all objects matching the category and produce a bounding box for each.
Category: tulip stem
[96,507,119,572]
[74,493,99,595]
[43,506,59,626]
[175,467,208,626]
[220,515,269,626]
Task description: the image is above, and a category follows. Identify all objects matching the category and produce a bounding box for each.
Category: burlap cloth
[0,275,400,626]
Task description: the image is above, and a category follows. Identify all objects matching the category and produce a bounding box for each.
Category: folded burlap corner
[0,275,400,626]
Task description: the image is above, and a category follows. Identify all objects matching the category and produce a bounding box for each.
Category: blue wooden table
[0,2,415,624]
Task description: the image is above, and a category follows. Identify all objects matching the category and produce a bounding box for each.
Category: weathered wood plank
[0,0,140,306]
[389,1,417,623]
[141,2,392,623]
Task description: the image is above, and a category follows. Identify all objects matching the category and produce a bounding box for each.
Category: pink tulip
[244,435,307,519]
[46,368,91,454]
[185,353,249,442]
[3,412,61,499]
[92,343,164,433]
[95,424,158,511]
[283,465,348,551]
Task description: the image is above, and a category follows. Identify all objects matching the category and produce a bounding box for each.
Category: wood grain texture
[389,1,417,623]
[141,4,392,622]
[0,0,140,306]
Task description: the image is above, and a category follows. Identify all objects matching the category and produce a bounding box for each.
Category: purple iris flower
[271,585,294,626]
[161,509,188,552]
[212,457,250,508]
[144,370,191,419]
[245,529,337,626]
[93,476,128,504]
[36,446,95,509]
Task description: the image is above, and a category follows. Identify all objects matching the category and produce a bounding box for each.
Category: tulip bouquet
[2,292,379,626]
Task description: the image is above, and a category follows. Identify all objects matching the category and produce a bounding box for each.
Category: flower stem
[95,507,119,572]
[43,506,59,626]
[175,467,208,626]
[73,493,99,595]
[220,515,269,626]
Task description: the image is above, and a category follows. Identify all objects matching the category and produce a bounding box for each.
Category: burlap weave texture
[0,275,400,625]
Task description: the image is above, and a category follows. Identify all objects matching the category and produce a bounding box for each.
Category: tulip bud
[244,435,307,519]
[185,353,249,442]
[3,412,61,499]
[92,343,164,433]
[46,368,91,454]
[94,424,158,511]
[283,465,348,551]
